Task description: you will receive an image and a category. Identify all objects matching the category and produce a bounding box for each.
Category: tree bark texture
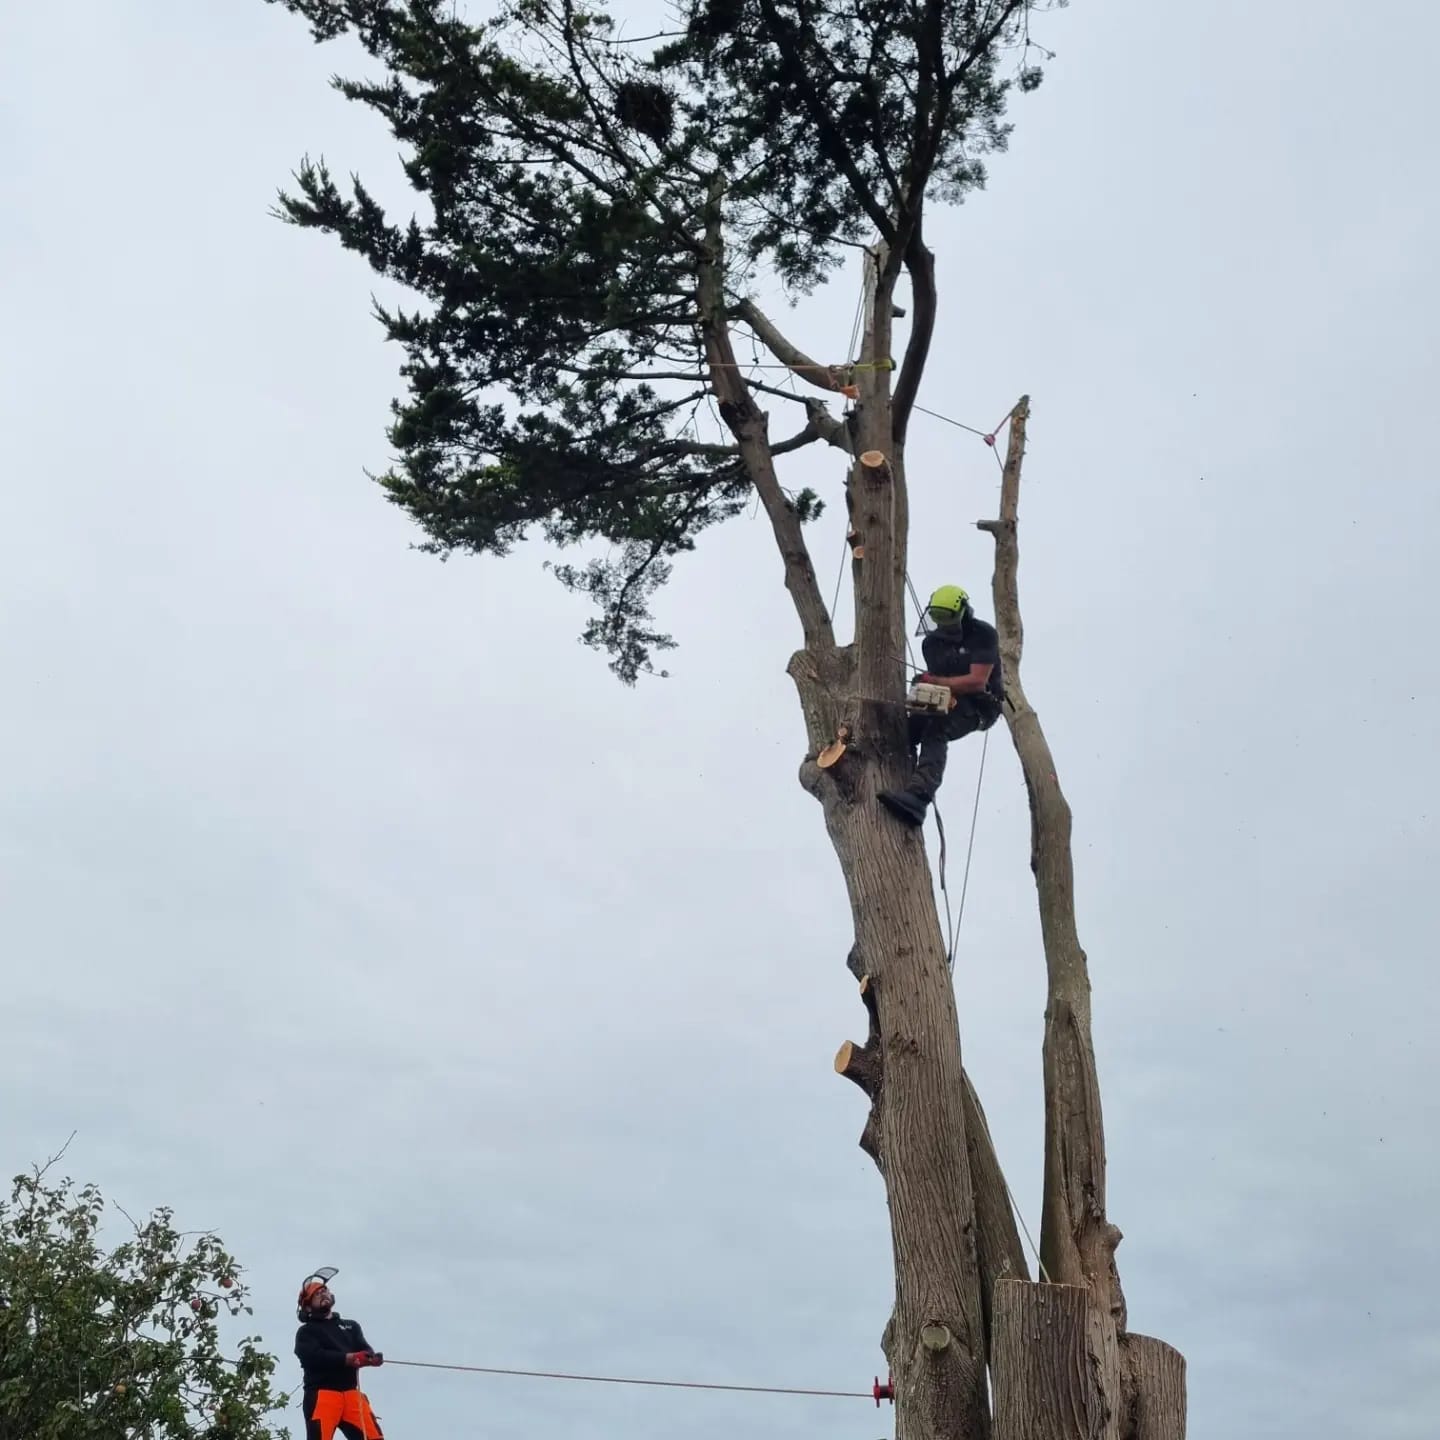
[837,954,1030,1360]
[991,1281,1120,1440]
[963,1071,1030,1352]
[978,400,1125,1328]
[783,245,990,1440]
[1119,1336,1186,1440]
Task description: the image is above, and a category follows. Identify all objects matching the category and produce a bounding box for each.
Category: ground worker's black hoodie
[295,1312,375,1392]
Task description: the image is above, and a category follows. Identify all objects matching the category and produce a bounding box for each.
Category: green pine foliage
[266,0,1057,678]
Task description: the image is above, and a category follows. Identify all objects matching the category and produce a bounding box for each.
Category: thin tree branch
[655,416,829,459]
[734,299,846,394]
[891,213,936,444]
[698,177,835,652]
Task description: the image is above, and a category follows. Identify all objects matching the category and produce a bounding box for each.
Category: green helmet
[926,584,970,624]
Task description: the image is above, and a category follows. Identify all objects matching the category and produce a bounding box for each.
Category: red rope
[385,1358,870,1400]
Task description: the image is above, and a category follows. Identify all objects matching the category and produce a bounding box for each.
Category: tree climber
[294,1269,387,1440]
[879,584,1004,827]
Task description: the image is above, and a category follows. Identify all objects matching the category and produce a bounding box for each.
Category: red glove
[369,1353,385,1367]
[916,671,938,685]
[345,1352,368,1367]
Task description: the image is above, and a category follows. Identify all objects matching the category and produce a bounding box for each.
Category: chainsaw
[906,680,954,715]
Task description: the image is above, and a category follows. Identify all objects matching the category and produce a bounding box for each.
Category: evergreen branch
[749,0,898,244]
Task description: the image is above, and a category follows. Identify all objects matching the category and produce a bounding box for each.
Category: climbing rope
[950,728,990,965]
[934,730,990,972]
[382,1358,874,1400]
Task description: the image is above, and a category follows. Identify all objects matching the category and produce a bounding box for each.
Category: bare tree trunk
[978,400,1124,1325]
[1120,1336,1186,1440]
[991,1281,1120,1440]
[703,206,993,1440]
[785,245,991,1440]
[836,951,1030,1359]
[980,400,1186,1438]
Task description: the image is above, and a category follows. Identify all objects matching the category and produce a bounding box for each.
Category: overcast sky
[3,1,1438,1436]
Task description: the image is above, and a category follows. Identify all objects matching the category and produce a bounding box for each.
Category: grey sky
[3,0,1437,1436]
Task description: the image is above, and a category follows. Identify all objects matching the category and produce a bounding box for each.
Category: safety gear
[879,697,1003,828]
[305,1386,384,1440]
[925,584,971,625]
[297,1267,339,1321]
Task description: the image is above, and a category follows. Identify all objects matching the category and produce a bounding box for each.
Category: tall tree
[261,1,1185,1435]
[0,1153,285,1440]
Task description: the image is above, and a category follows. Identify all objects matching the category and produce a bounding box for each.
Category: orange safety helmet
[296,1267,338,1321]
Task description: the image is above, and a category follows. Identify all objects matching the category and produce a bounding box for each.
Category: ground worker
[294,1269,386,1440]
[878,584,1004,827]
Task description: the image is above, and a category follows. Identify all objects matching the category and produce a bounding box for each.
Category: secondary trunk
[991,1281,1120,1440]
[980,401,1186,1438]
[1120,1336,1187,1440]
[980,400,1124,1322]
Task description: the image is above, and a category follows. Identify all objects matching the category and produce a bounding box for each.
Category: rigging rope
[383,1359,872,1400]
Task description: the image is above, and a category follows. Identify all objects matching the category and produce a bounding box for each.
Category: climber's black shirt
[921,615,1004,703]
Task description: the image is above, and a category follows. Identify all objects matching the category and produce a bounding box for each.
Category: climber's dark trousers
[905,696,1001,801]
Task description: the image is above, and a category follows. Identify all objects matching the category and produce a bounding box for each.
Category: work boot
[878,788,929,827]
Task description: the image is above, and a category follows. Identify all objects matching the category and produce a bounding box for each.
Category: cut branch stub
[920,1324,952,1353]
[835,1039,882,1096]
[817,723,851,770]
[858,973,880,1028]
[859,449,893,482]
[842,974,884,1168]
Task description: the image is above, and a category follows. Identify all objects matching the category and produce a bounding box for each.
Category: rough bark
[962,1071,1030,1353]
[1119,1335,1186,1440]
[992,1281,1121,1440]
[836,962,1029,1358]
[978,400,1125,1327]
[783,244,989,1440]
